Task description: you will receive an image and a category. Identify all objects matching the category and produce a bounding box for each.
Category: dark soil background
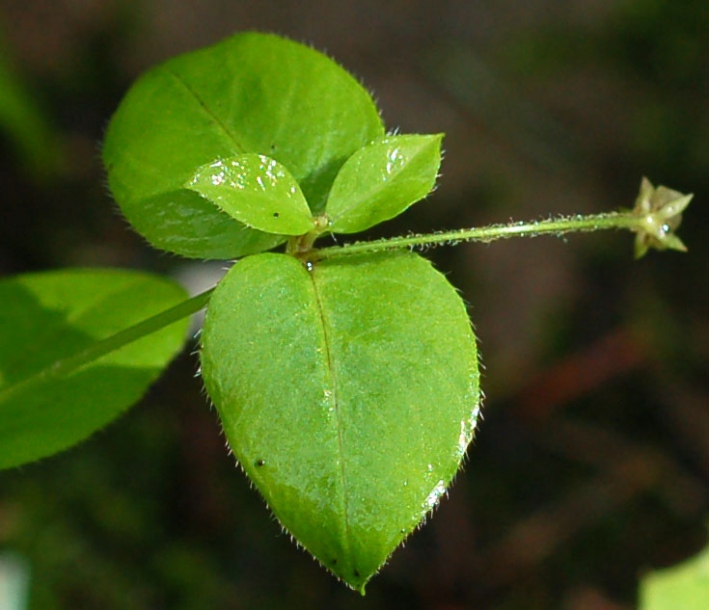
[1,1,708,609]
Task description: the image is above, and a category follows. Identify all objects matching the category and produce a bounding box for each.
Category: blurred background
[1,1,707,608]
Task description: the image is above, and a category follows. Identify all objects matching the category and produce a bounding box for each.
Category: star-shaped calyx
[631,177,693,259]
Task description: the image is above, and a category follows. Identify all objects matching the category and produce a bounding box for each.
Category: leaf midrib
[165,68,248,155]
[308,264,354,565]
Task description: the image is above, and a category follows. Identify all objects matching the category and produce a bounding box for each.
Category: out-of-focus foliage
[0,269,189,469]
[0,22,62,177]
[639,539,709,610]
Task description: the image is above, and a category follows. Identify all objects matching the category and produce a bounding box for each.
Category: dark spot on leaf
[273,212,280,218]
[330,558,338,566]
[353,569,361,578]
[255,459,265,467]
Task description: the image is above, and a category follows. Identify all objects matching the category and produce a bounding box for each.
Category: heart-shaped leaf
[325,134,443,234]
[200,251,480,592]
[0,269,189,469]
[186,154,314,235]
[103,32,384,259]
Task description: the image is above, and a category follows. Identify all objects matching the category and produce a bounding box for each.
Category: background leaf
[0,23,63,177]
[0,269,190,470]
[200,251,480,592]
[639,541,709,610]
[325,134,443,234]
[187,154,314,236]
[103,32,384,259]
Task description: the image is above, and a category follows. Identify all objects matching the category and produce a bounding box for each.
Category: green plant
[0,32,693,594]
[0,20,62,176]
[639,538,709,610]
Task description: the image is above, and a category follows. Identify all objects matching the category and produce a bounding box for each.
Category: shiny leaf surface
[326,134,443,233]
[187,154,314,235]
[200,251,480,592]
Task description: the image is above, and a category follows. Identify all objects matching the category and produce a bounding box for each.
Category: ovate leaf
[103,32,384,259]
[187,154,314,235]
[0,269,190,469]
[200,251,480,593]
[326,134,443,234]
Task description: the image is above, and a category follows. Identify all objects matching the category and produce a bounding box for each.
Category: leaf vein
[308,266,353,565]
[165,68,246,154]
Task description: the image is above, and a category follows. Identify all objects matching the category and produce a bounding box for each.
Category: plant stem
[0,288,213,403]
[311,211,640,261]
[55,288,213,375]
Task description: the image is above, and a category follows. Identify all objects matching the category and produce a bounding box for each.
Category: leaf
[0,269,190,470]
[639,540,709,610]
[200,251,480,592]
[103,32,384,259]
[186,154,314,235]
[325,134,443,234]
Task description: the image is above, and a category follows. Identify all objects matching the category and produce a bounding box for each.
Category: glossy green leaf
[639,541,709,610]
[325,134,444,234]
[103,32,384,259]
[0,269,190,469]
[186,154,314,235]
[200,251,480,592]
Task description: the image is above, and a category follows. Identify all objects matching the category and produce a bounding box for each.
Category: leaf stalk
[309,178,692,262]
[0,288,213,403]
[310,211,639,261]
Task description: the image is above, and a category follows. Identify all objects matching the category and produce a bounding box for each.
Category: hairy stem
[311,211,640,261]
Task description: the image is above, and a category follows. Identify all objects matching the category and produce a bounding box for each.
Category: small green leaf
[325,134,443,234]
[186,154,314,235]
[103,32,384,259]
[200,251,480,592]
[0,269,190,470]
[639,540,709,610]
